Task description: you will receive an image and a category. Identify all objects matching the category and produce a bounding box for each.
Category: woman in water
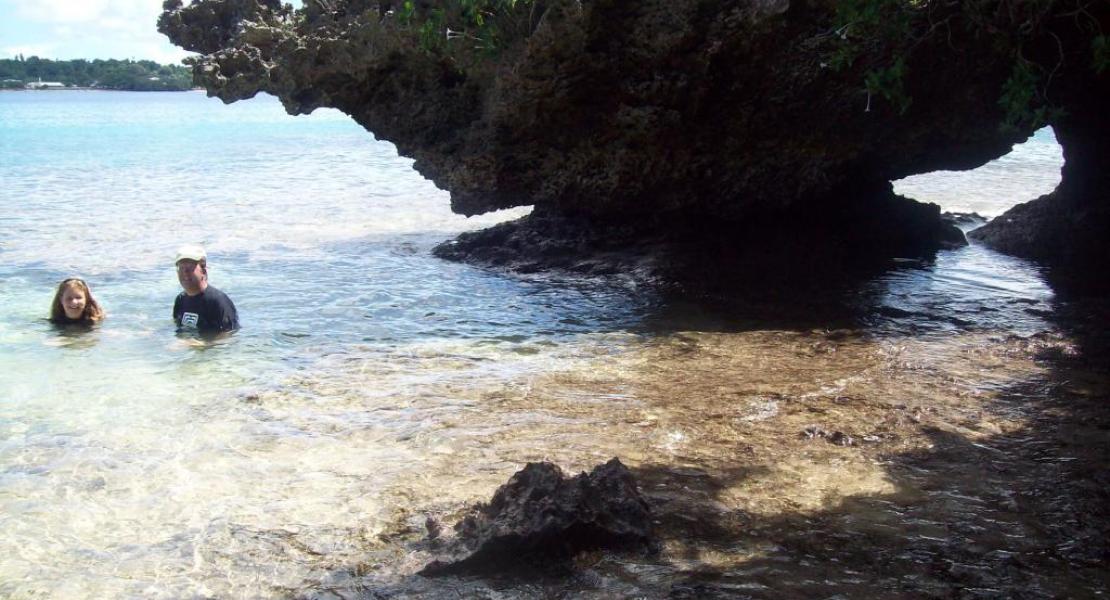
[49,278,105,325]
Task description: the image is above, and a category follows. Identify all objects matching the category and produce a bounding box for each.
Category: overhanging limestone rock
[159,0,1109,275]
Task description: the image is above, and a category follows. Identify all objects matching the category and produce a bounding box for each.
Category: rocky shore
[158,0,1109,285]
[434,191,966,285]
[968,107,1110,292]
[332,321,1110,598]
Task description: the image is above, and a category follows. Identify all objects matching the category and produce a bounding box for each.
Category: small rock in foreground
[420,458,652,576]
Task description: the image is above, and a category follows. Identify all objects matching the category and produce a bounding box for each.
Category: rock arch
[159,0,1108,280]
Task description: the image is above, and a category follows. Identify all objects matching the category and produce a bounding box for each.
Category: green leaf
[1094,35,1109,75]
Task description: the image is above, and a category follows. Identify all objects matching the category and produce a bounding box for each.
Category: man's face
[176,259,206,294]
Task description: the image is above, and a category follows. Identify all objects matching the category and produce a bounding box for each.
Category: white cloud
[16,0,167,38]
[5,0,195,62]
[16,0,114,24]
[141,42,192,64]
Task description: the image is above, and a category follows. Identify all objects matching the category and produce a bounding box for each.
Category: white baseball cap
[174,244,207,264]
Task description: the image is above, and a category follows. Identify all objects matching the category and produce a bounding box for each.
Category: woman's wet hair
[49,278,105,324]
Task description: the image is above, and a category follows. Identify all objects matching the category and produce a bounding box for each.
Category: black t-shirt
[173,285,239,332]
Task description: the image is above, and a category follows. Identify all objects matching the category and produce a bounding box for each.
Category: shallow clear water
[2,91,1103,599]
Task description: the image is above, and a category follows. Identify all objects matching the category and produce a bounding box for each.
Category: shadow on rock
[637,378,1110,598]
[419,458,654,577]
[433,191,965,294]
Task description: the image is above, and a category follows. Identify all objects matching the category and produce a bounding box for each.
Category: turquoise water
[0,91,1072,597]
[0,91,646,597]
[0,91,646,389]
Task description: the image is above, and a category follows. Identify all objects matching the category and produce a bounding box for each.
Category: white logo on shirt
[182,312,199,328]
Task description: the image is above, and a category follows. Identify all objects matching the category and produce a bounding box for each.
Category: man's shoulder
[201,285,239,330]
[204,286,233,302]
[202,287,237,314]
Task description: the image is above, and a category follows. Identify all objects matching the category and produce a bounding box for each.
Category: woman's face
[61,285,87,320]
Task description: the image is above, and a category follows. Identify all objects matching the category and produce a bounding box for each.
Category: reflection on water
[1,93,1106,598]
[44,322,103,349]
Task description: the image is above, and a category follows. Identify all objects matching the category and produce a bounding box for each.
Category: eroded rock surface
[158,0,1109,276]
[969,104,1110,287]
[420,458,652,575]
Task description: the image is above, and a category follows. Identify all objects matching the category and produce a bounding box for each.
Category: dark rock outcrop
[420,458,653,575]
[942,212,988,233]
[969,99,1110,285]
[435,184,967,282]
[158,0,1108,277]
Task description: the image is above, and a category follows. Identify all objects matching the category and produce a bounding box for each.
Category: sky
[0,0,298,64]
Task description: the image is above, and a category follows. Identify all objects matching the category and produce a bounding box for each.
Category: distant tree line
[0,56,194,91]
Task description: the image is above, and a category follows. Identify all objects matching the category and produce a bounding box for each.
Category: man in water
[173,244,239,333]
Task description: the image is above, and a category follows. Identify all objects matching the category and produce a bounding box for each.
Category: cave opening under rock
[893,127,1064,220]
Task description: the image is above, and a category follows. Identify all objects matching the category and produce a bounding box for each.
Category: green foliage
[403,6,448,51]
[826,43,857,72]
[391,0,536,58]
[0,57,193,90]
[998,60,1038,125]
[826,0,920,113]
[825,0,1104,124]
[865,56,912,114]
[397,0,416,24]
[834,0,911,35]
[1094,34,1110,74]
[829,0,915,69]
[998,59,1062,131]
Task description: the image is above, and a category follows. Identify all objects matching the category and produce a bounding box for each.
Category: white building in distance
[26,78,66,89]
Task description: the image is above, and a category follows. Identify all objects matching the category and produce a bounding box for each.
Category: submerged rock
[942,211,988,232]
[803,425,855,446]
[420,458,652,575]
[159,0,1108,280]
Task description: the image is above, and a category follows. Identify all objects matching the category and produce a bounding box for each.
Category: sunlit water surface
[2,92,1100,598]
[893,126,1063,217]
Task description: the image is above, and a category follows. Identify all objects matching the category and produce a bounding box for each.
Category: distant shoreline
[1,57,196,93]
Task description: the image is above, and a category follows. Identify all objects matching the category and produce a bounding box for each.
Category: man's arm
[222,300,239,331]
[210,292,239,332]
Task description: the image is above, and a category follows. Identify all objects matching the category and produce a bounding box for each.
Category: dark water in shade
[3,92,1106,598]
